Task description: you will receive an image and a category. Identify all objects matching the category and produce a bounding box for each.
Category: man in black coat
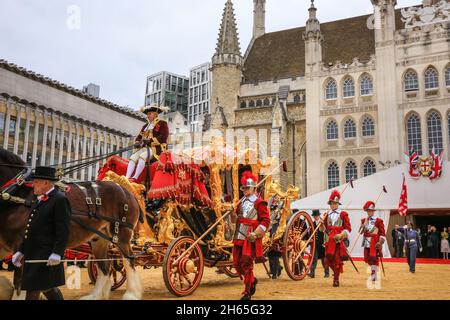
[308,209,329,278]
[12,166,71,300]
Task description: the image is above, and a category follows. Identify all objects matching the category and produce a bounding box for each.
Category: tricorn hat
[31,166,59,181]
[140,103,170,115]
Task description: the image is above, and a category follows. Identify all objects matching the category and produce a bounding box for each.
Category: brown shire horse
[0,148,142,300]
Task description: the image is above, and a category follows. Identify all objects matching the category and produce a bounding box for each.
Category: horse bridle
[0,163,28,169]
[0,167,33,207]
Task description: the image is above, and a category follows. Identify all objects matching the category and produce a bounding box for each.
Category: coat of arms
[407,149,444,180]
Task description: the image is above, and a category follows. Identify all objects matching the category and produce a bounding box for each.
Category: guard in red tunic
[320,190,352,287]
[359,201,386,282]
[232,171,270,300]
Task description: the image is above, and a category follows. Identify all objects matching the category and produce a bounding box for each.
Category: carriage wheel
[87,258,127,291]
[282,211,316,281]
[163,236,204,297]
[218,265,240,278]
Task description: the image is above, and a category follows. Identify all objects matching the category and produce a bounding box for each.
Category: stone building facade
[206,0,450,196]
[0,60,146,181]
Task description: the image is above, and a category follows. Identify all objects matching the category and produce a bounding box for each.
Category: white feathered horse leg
[122,258,142,300]
[80,238,112,300]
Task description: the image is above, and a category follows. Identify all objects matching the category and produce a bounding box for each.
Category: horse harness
[69,182,134,245]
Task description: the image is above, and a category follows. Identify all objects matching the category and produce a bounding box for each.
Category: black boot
[277,261,283,277]
[7,261,15,272]
[250,278,258,296]
[268,256,277,279]
[240,293,252,300]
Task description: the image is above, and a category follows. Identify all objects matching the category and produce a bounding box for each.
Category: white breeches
[129,147,153,163]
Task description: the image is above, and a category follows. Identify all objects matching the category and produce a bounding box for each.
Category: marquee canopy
[291,161,450,257]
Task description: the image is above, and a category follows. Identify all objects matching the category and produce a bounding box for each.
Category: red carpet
[351,257,450,264]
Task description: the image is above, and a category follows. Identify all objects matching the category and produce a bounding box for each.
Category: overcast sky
[1,0,421,109]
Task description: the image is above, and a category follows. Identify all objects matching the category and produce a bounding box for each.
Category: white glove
[12,252,24,268]
[419,247,423,253]
[47,253,61,266]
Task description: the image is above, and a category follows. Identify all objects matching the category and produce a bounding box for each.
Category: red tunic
[323,210,351,260]
[233,197,270,263]
[361,217,385,265]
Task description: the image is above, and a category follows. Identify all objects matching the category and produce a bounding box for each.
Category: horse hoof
[122,292,141,300]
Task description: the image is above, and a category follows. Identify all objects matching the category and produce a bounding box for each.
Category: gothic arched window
[343,77,355,98]
[360,74,373,96]
[404,70,419,92]
[427,111,443,154]
[362,116,375,137]
[363,159,376,177]
[256,99,262,107]
[345,160,357,182]
[325,79,337,100]
[326,120,338,140]
[406,113,422,154]
[327,161,340,189]
[240,101,247,109]
[249,100,255,108]
[293,94,301,103]
[263,98,270,106]
[424,67,439,90]
[344,118,356,139]
[445,66,450,87]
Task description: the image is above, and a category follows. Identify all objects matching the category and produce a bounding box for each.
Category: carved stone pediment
[401,1,450,28]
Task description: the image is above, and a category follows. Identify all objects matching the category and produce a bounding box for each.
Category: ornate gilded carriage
[87,138,316,296]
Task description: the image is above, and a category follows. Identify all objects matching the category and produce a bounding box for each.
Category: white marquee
[291,161,450,258]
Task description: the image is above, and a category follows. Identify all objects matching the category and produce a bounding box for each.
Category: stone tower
[211,0,243,129]
[371,0,401,163]
[253,0,266,39]
[304,0,324,195]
